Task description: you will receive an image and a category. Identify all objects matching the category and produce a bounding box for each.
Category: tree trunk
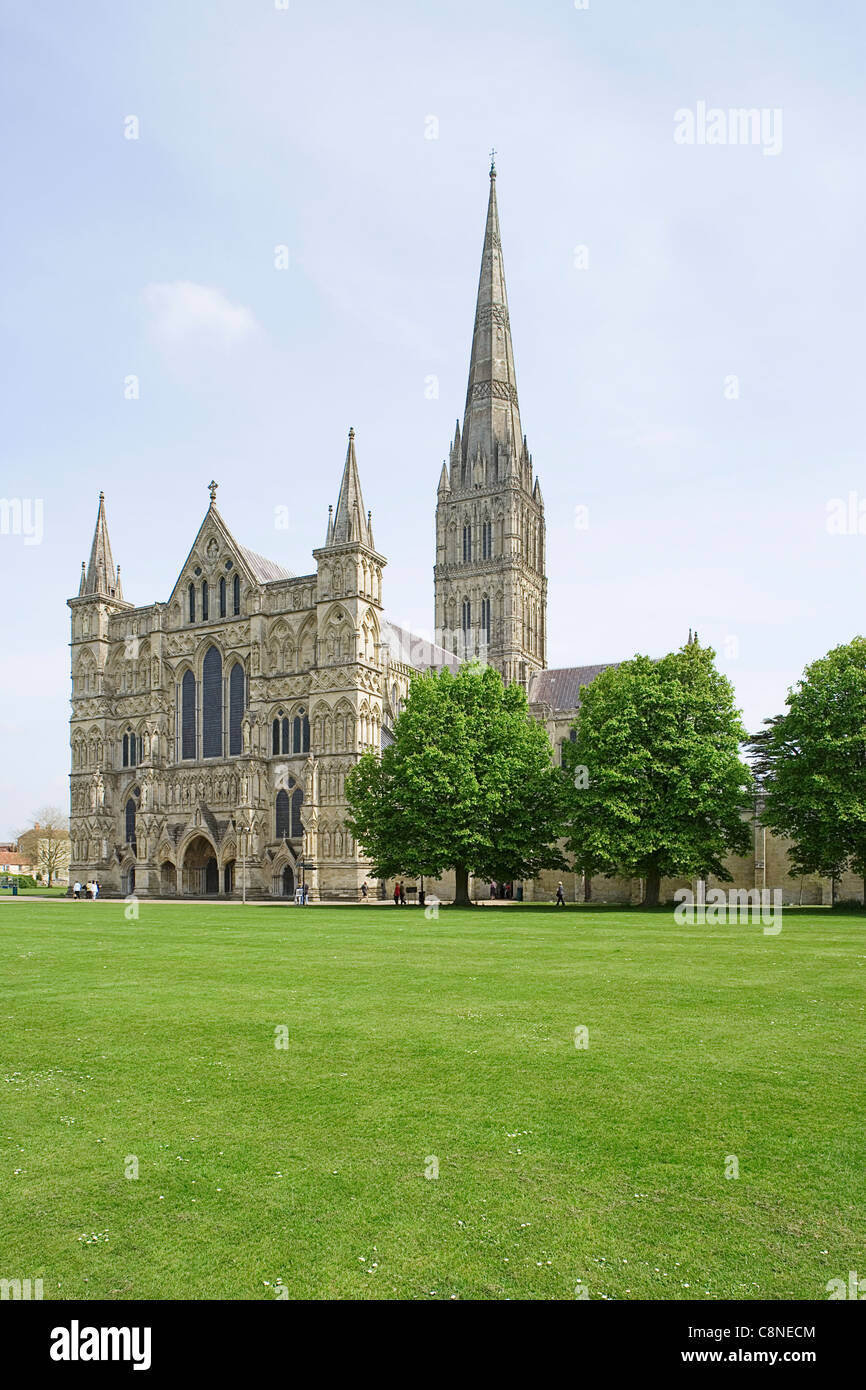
[642,867,661,908]
[454,864,473,908]
[583,874,592,902]
[862,876,865,908]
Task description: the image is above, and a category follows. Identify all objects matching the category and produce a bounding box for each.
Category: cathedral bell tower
[434,158,547,689]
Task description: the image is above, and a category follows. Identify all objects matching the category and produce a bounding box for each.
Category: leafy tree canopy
[746,637,866,886]
[346,663,568,905]
[562,642,752,905]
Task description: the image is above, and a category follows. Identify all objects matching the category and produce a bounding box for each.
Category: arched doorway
[160,861,176,895]
[121,865,135,896]
[182,835,219,895]
[274,864,294,898]
[223,860,235,895]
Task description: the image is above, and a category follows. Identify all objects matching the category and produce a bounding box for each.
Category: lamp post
[232,814,250,905]
[241,818,247,906]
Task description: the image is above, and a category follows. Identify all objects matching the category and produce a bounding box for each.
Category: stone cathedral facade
[69,164,818,904]
[68,435,455,901]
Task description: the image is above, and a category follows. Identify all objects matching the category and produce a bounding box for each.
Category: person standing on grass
[399,881,406,907]
[361,881,368,900]
[556,881,566,908]
[393,881,401,907]
[73,881,81,900]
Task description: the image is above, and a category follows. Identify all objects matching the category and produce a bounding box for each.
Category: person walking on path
[399,882,406,906]
[555,882,566,908]
[73,881,81,900]
[393,881,401,907]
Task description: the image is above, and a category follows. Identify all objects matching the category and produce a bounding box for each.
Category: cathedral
[67,164,835,905]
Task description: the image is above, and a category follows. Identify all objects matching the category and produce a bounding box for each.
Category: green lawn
[1,900,863,1301]
[0,885,67,897]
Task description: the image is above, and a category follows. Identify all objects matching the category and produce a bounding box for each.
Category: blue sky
[1,0,864,837]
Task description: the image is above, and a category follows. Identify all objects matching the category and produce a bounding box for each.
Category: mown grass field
[1,900,863,1301]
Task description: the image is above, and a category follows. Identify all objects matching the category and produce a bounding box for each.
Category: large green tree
[346,663,567,906]
[746,637,866,899]
[562,642,752,905]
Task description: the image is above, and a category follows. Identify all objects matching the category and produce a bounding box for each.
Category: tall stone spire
[433,161,547,688]
[460,160,523,475]
[82,492,121,599]
[327,428,374,548]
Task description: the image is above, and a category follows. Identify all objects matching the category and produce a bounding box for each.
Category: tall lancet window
[188,583,196,623]
[482,521,492,559]
[181,671,196,760]
[463,524,472,563]
[481,597,491,645]
[291,786,304,839]
[228,662,245,756]
[275,789,290,840]
[201,580,209,621]
[232,575,240,615]
[202,646,223,758]
[219,576,227,617]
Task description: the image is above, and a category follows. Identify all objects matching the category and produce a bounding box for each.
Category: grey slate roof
[528,664,614,711]
[237,545,295,583]
[382,620,461,673]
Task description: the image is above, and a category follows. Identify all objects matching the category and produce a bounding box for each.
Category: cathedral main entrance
[182,835,219,895]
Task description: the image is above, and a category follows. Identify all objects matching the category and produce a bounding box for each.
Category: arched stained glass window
[275,789,290,840]
[202,646,223,758]
[281,717,290,754]
[188,583,196,623]
[201,580,209,621]
[291,786,304,839]
[272,718,280,755]
[181,671,196,760]
[228,662,245,756]
[125,797,137,849]
[232,575,240,615]
[219,577,227,618]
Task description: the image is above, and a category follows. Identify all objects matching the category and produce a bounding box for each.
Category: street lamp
[231,814,250,905]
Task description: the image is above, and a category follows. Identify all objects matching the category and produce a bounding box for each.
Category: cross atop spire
[81,491,122,599]
[208,480,218,504]
[489,147,496,176]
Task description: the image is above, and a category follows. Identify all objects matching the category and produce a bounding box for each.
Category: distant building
[16,822,70,885]
[0,842,29,876]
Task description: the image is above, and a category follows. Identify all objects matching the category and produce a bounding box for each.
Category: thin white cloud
[142,281,258,350]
